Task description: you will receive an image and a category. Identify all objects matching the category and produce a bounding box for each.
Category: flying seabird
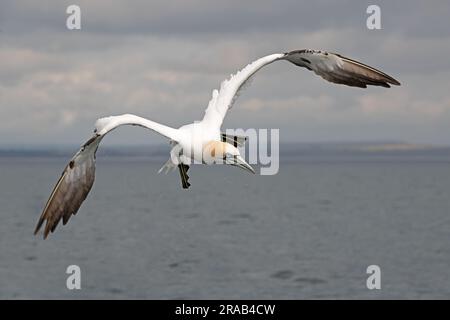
[34,49,400,238]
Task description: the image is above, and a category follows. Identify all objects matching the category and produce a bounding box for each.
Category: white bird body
[34,49,400,238]
[176,122,220,164]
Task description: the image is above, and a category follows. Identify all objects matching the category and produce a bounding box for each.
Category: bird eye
[223,152,234,161]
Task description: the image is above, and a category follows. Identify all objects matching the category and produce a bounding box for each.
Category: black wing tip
[334,52,401,86]
[34,210,64,239]
[43,223,52,239]
[286,49,402,87]
[380,74,400,86]
[376,70,400,86]
[36,219,60,239]
[33,226,49,240]
[33,218,45,236]
[33,209,53,239]
[389,78,401,86]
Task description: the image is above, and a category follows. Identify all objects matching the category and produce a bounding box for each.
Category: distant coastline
[1,142,449,163]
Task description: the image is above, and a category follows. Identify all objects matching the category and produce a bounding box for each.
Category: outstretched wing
[285,49,400,88]
[202,49,400,129]
[34,135,101,239]
[34,114,181,239]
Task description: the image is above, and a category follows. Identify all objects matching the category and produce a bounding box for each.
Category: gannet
[34,49,400,238]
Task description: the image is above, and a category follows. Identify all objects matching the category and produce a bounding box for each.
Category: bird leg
[178,163,190,189]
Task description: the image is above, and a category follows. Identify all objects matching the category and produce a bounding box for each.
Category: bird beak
[227,155,255,174]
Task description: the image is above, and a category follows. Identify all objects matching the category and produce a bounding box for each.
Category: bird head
[94,117,114,135]
[203,141,255,174]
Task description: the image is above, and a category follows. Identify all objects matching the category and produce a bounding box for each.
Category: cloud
[359,91,450,120]
[0,1,449,145]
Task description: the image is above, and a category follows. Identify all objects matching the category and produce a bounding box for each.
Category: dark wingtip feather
[34,217,45,236]
[44,223,52,239]
[379,74,400,86]
[33,136,98,240]
[390,78,401,86]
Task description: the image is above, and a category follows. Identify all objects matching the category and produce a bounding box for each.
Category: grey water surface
[0,149,449,299]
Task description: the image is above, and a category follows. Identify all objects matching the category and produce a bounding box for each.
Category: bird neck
[203,141,227,158]
[98,114,166,134]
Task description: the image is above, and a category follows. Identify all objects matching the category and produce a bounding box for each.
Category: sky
[1,0,450,147]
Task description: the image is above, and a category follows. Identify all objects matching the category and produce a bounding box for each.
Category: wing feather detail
[284,49,400,88]
[34,135,100,239]
[34,114,182,239]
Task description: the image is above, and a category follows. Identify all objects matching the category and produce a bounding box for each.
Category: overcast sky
[1,0,450,147]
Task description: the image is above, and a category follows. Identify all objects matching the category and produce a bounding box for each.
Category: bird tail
[158,159,177,174]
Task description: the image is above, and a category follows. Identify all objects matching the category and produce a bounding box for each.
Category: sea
[0,143,449,299]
